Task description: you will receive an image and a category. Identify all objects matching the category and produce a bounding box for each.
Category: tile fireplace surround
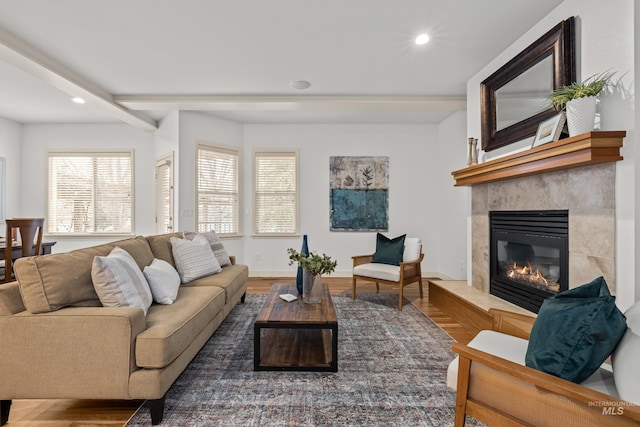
[471,162,616,295]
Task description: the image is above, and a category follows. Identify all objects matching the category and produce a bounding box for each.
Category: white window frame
[155,152,174,234]
[195,141,241,237]
[47,150,135,237]
[253,149,299,237]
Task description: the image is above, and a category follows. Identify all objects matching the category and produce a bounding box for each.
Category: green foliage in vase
[548,72,614,110]
[287,248,338,276]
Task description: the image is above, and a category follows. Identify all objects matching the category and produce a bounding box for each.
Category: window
[253,150,298,236]
[155,153,174,234]
[48,151,133,235]
[196,142,240,236]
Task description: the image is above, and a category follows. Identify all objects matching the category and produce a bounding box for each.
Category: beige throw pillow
[91,246,153,315]
[184,230,231,267]
[171,235,222,283]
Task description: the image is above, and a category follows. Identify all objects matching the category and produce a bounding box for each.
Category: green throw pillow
[372,233,406,266]
[525,276,627,383]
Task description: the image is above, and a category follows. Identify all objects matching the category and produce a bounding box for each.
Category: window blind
[254,151,298,235]
[48,151,133,234]
[196,144,239,235]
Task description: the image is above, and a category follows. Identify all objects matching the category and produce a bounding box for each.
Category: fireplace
[489,210,568,313]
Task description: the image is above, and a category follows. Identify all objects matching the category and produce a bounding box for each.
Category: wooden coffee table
[254,282,338,372]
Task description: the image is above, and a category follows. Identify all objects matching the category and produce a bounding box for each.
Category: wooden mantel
[452,131,626,186]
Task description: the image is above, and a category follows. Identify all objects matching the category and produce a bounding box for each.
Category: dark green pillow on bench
[372,233,406,266]
[525,276,627,383]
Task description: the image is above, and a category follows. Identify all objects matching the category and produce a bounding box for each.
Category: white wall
[466,0,637,307]
[155,111,180,234]
[20,123,156,253]
[0,117,22,224]
[176,112,244,259]
[242,123,440,277]
[436,111,469,280]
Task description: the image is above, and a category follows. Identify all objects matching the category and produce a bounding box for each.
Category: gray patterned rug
[127,293,479,426]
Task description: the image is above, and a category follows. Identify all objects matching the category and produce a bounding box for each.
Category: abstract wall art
[329,156,389,231]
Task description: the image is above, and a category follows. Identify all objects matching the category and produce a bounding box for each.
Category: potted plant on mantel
[288,248,337,304]
[548,71,614,137]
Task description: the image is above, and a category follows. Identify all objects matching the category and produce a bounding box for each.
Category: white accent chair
[351,237,424,311]
[447,306,640,426]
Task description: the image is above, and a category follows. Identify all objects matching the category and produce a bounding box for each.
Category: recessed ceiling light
[289,80,311,90]
[415,34,430,45]
[71,97,85,104]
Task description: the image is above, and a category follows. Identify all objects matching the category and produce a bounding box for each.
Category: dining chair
[4,218,44,283]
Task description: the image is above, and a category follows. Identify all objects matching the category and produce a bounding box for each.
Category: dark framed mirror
[481,17,575,152]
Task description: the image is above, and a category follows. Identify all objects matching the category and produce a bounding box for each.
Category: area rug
[127,293,481,426]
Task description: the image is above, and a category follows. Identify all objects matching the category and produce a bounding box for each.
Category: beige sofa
[0,232,249,425]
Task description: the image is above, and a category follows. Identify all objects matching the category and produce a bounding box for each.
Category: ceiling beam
[0,26,157,131]
[114,95,467,112]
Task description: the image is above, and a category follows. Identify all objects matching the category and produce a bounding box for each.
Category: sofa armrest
[0,306,146,399]
[489,308,536,339]
[352,254,374,267]
[451,342,640,425]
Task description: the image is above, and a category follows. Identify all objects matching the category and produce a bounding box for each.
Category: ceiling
[0,0,566,129]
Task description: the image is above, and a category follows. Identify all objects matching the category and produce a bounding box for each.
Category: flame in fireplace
[507,262,550,287]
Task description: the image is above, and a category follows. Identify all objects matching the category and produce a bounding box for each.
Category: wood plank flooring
[7,277,474,426]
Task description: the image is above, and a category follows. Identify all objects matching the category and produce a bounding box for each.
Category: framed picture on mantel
[532,112,566,148]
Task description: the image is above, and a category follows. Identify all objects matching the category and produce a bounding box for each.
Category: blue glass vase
[295,235,309,294]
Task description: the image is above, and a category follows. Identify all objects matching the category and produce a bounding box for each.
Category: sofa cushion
[353,262,401,282]
[92,247,153,315]
[525,277,627,383]
[135,286,226,368]
[183,263,249,303]
[171,235,222,283]
[143,259,181,304]
[612,301,640,403]
[0,281,26,315]
[14,236,154,314]
[185,230,231,267]
[372,233,406,266]
[146,232,184,268]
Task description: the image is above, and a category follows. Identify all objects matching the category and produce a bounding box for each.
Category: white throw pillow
[403,237,422,262]
[143,258,181,304]
[612,301,640,403]
[171,235,222,283]
[184,230,231,267]
[91,246,153,315]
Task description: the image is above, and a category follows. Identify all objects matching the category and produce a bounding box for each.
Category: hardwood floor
[7,277,474,426]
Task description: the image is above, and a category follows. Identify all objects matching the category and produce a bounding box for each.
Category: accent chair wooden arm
[352,253,375,267]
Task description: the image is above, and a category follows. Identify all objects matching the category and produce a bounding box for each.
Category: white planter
[566,96,597,137]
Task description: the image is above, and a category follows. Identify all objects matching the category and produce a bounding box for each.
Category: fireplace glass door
[490,210,568,313]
